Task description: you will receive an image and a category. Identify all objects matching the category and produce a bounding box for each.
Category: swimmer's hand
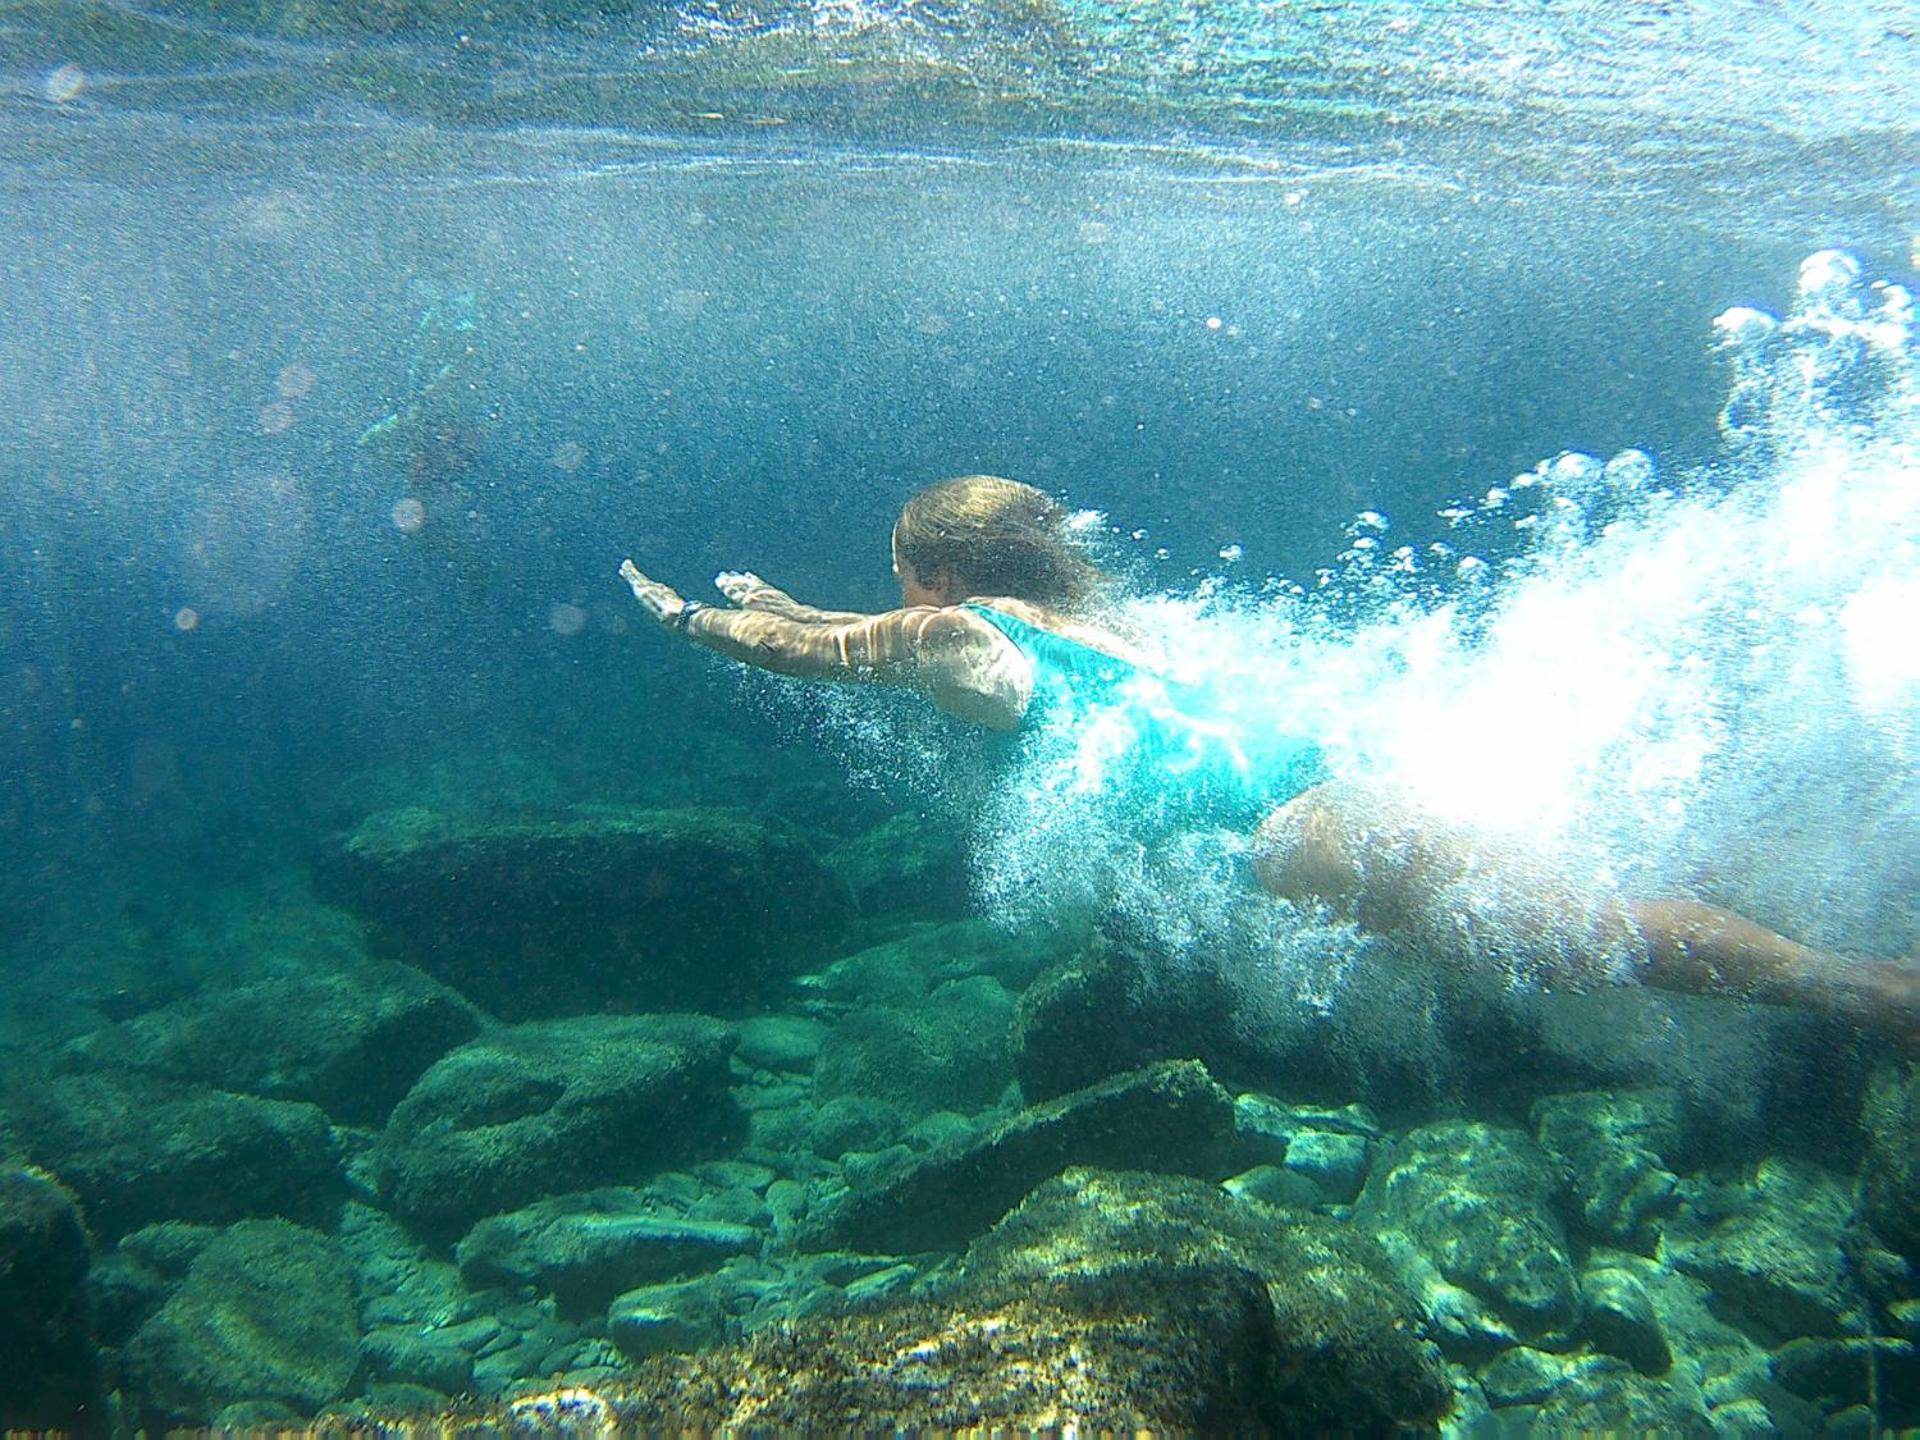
[715,571,791,611]
[619,558,693,629]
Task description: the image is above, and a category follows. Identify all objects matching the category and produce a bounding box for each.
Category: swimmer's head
[893,474,1105,610]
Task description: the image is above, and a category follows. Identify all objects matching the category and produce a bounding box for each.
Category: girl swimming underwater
[621,473,1916,1047]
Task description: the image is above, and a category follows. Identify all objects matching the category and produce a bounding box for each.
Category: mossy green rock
[1356,1120,1578,1343]
[0,1166,99,1431]
[326,804,853,1017]
[1667,1157,1866,1341]
[2,1070,340,1240]
[814,974,1017,1117]
[379,1015,743,1237]
[1859,1060,1918,1256]
[119,1219,359,1422]
[457,1190,761,1314]
[1531,1088,1684,1248]
[802,1059,1235,1254]
[61,960,480,1124]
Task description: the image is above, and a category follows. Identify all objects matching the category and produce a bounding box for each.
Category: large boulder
[378,1014,743,1237]
[1,1070,341,1241]
[0,1166,101,1432]
[323,804,854,1016]
[60,960,480,1124]
[118,1219,359,1423]
[1356,1120,1579,1349]
[802,1059,1235,1254]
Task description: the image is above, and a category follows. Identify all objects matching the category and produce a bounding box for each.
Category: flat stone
[607,1279,728,1360]
[1282,1129,1370,1204]
[800,1059,1236,1254]
[322,804,853,1017]
[457,1192,762,1314]
[362,1326,473,1395]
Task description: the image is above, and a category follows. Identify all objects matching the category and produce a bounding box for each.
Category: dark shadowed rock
[801,1059,1235,1254]
[323,804,854,1017]
[378,1014,743,1237]
[119,1219,359,1423]
[1859,1060,1917,1256]
[1532,1088,1686,1249]
[0,1165,101,1433]
[825,813,971,920]
[61,960,480,1124]
[1,1070,341,1241]
[457,1189,761,1314]
[813,975,1017,1118]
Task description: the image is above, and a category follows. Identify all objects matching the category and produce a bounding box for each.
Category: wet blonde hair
[894,474,1105,611]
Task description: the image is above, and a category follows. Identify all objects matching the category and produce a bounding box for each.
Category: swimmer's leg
[1252,784,1917,1047]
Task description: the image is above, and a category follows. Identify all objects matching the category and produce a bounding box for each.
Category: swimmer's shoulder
[960,596,1149,669]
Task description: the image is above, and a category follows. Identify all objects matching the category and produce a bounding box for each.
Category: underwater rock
[813,974,1017,1118]
[965,1168,1450,1431]
[1010,931,1268,1103]
[1580,1264,1672,1375]
[1280,1128,1372,1205]
[60,959,481,1124]
[1666,1156,1867,1341]
[1531,1088,1685,1249]
[734,1015,827,1074]
[1529,1354,1712,1434]
[797,918,1061,1008]
[378,1014,743,1238]
[2,1069,341,1241]
[1859,1060,1918,1257]
[1771,1335,1918,1416]
[608,1278,730,1360]
[0,1165,101,1433]
[361,1324,474,1396]
[1355,1120,1579,1347]
[824,812,971,919]
[801,1059,1235,1255]
[374,1167,1445,1433]
[324,804,853,1017]
[456,1190,762,1315]
[119,1219,359,1423]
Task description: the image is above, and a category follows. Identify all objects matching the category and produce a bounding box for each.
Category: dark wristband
[669,601,709,632]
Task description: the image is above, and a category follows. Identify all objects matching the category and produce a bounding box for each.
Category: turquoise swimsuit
[962,602,1326,830]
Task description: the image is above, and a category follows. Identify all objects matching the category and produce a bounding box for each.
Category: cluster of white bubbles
[960,250,1915,1017]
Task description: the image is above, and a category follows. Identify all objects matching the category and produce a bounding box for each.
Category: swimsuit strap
[960,602,1136,697]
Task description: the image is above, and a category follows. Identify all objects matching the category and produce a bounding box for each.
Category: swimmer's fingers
[715,570,794,611]
[619,558,687,627]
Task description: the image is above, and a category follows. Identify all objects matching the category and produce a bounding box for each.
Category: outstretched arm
[713,570,870,626]
[619,559,1029,727]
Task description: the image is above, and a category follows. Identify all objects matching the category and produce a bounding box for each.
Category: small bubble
[276,362,316,398]
[173,606,200,631]
[258,401,296,434]
[1218,543,1244,563]
[548,602,587,636]
[391,496,427,533]
[551,441,587,472]
[1204,316,1223,331]
[44,65,85,103]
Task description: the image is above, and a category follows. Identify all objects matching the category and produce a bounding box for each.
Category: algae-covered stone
[120,1219,359,1422]
[735,1016,826,1074]
[61,960,481,1124]
[379,1014,742,1237]
[1581,1264,1671,1375]
[814,975,1017,1117]
[608,1278,729,1360]
[964,1168,1451,1431]
[0,1166,99,1431]
[3,1069,340,1240]
[1860,1060,1918,1256]
[825,813,971,919]
[457,1189,761,1314]
[1667,1156,1866,1341]
[325,804,853,1016]
[1281,1129,1371,1204]
[1531,1088,1684,1248]
[802,1059,1235,1254]
[1356,1120,1578,1344]
[1531,1353,1712,1434]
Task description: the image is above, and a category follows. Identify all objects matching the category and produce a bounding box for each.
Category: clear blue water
[0,0,1914,1429]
